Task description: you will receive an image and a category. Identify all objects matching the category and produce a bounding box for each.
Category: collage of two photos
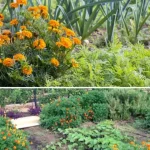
[0,0,150,150]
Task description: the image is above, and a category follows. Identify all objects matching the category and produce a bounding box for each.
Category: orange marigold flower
[49,20,60,28]
[13,146,17,150]
[41,10,49,18]
[56,42,62,48]
[3,136,6,140]
[7,133,11,137]
[17,140,20,144]
[0,58,2,63]
[13,53,26,61]
[33,39,46,50]
[130,141,135,145]
[17,0,27,5]
[71,59,79,68]
[52,28,61,34]
[38,5,48,12]
[0,21,3,27]
[0,35,10,42]
[10,2,18,8]
[65,28,75,37]
[0,14,4,21]
[2,30,11,35]
[16,31,24,40]
[22,65,33,75]
[20,25,27,30]
[28,6,39,12]
[48,27,52,31]
[73,37,81,45]
[22,30,32,38]
[141,141,146,146]
[0,39,4,46]
[10,18,18,26]
[3,58,15,67]
[33,13,41,19]
[60,37,72,49]
[50,58,59,67]
[147,144,150,147]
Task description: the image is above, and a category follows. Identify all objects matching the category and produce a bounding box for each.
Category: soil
[114,120,150,142]
[24,126,60,150]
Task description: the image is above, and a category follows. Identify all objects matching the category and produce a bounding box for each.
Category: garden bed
[24,121,150,150]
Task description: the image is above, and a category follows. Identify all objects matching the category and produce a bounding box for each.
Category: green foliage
[105,89,150,120]
[0,89,32,107]
[122,0,150,43]
[39,93,59,104]
[46,43,150,87]
[0,125,30,150]
[81,90,107,108]
[40,98,83,129]
[45,121,144,150]
[0,117,12,129]
[92,103,109,121]
[144,112,150,128]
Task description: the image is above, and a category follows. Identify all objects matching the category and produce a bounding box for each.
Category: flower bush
[0,127,30,150]
[0,4,81,86]
[0,116,30,150]
[40,98,83,130]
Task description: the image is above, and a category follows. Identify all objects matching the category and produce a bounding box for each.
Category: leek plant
[123,0,150,43]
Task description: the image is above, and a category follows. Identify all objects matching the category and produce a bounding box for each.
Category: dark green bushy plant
[81,90,107,109]
[40,98,83,129]
[79,90,109,121]
[92,103,109,121]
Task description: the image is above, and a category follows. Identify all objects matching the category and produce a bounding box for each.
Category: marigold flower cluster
[10,0,27,9]
[0,34,10,46]
[0,4,81,80]
[0,118,29,149]
[28,5,49,19]
[1,54,32,76]
[48,22,81,50]
[16,29,32,40]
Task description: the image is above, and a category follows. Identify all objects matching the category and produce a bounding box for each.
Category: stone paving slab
[11,116,40,129]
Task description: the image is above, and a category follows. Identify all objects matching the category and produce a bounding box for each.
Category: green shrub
[92,103,109,121]
[46,121,144,150]
[144,112,150,128]
[81,90,107,109]
[0,117,12,129]
[0,127,30,150]
[105,89,150,120]
[40,98,83,129]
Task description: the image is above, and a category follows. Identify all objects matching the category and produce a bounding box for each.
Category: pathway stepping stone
[11,116,40,129]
